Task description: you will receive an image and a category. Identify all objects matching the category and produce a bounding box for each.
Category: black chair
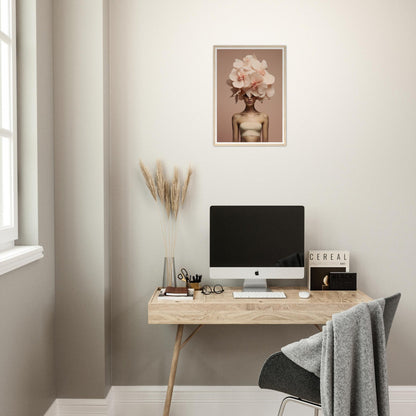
[258,293,401,416]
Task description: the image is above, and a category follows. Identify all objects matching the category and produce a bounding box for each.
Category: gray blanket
[282,299,389,416]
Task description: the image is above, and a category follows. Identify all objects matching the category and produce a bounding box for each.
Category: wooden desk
[148,287,372,416]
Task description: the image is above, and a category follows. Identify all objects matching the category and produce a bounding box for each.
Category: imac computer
[209,206,305,292]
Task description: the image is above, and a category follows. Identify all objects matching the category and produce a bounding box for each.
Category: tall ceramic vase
[163,257,176,288]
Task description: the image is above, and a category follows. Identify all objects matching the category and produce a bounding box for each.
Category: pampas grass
[171,167,180,219]
[156,160,166,203]
[139,160,193,260]
[139,161,157,201]
[181,166,192,206]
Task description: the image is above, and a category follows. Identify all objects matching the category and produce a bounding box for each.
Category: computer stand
[243,278,269,292]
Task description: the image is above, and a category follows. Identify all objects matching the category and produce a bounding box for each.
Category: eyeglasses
[201,284,224,295]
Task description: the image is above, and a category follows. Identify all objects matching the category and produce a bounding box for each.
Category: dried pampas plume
[156,160,166,203]
[171,167,181,219]
[164,181,171,218]
[181,166,192,205]
[139,161,157,201]
[139,160,193,259]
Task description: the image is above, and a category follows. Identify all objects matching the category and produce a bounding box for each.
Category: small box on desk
[329,272,357,290]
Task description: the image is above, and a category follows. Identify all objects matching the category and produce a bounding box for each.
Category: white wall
[110,0,416,385]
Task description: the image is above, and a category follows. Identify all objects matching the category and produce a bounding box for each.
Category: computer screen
[210,206,304,289]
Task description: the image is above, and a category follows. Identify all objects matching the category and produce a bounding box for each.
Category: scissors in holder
[177,268,190,283]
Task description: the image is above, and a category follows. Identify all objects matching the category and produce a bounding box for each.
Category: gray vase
[162,257,176,288]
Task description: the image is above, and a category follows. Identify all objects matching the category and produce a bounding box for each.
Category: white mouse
[299,291,311,299]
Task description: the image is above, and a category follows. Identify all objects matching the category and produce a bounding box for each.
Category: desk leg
[163,324,184,416]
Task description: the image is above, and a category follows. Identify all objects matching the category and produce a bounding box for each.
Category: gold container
[188,282,201,290]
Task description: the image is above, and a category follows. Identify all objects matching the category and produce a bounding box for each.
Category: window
[0,0,43,274]
[0,0,16,249]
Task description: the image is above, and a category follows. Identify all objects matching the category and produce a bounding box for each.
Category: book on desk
[158,287,195,301]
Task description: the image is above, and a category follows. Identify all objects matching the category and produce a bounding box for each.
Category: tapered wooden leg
[163,324,184,416]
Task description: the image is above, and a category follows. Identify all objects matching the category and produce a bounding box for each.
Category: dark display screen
[210,206,304,267]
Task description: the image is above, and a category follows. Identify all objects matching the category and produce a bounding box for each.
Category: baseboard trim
[56,390,113,416]
[389,386,416,408]
[44,400,58,416]
[112,385,280,403]
[45,385,416,416]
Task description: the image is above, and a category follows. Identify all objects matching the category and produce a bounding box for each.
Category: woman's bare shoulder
[232,113,244,121]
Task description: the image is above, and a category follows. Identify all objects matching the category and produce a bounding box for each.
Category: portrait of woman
[214,46,286,146]
[229,54,275,142]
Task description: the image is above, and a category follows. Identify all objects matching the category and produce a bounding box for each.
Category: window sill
[0,245,44,276]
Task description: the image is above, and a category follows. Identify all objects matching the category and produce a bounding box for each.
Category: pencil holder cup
[188,282,201,290]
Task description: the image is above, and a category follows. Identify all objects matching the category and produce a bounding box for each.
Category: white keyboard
[233,291,286,299]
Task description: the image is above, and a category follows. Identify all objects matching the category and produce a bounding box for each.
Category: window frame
[0,0,17,247]
[0,0,44,275]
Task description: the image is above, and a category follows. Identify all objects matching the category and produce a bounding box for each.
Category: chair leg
[277,397,291,416]
[277,396,321,416]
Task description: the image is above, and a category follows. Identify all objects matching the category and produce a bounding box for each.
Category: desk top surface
[148,287,372,325]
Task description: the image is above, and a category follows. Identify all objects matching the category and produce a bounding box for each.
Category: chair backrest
[383,293,401,343]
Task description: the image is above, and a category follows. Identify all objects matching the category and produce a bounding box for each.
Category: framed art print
[214,45,286,146]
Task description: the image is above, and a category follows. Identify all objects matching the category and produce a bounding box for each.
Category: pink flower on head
[228,54,275,102]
